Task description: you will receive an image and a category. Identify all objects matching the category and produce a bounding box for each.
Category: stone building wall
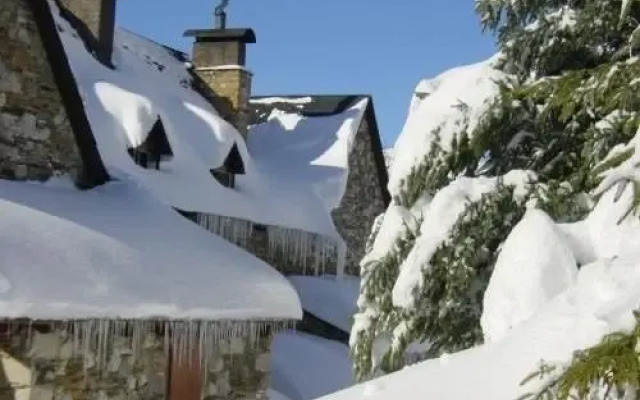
[0,0,82,181]
[331,118,387,276]
[0,324,273,400]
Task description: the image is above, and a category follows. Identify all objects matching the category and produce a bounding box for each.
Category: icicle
[197,213,253,248]
[12,318,294,379]
[266,226,341,276]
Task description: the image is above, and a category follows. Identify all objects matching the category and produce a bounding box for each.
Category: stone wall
[0,324,273,400]
[195,68,252,138]
[56,0,116,65]
[0,0,82,181]
[331,118,387,276]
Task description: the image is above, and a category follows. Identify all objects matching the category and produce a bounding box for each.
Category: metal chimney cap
[183,28,256,44]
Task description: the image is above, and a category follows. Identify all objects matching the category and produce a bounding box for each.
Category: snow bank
[388,54,505,195]
[481,209,578,343]
[392,170,535,308]
[0,179,301,321]
[288,275,360,332]
[248,99,368,211]
[271,331,353,400]
[50,1,342,244]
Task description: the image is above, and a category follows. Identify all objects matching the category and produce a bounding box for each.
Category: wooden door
[168,350,202,400]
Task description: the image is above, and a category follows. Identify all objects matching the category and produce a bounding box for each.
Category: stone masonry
[0,323,273,400]
[195,67,252,137]
[56,0,116,65]
[332,117,387,276]
[0,0,82,182]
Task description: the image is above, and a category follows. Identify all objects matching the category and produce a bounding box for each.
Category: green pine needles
[519,311,640,400]
[352,0,640,383]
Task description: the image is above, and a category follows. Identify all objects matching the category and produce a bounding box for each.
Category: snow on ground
[248,100,368,211]
[481,209,578,343]
[321,182,640,400]
[0,178,301,321]
[388,54,505,195]
[271,331,353,400]
[49,1,342,245]
[288,275,360,332]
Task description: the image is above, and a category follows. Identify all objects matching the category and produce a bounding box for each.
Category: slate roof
[249,95,391,206]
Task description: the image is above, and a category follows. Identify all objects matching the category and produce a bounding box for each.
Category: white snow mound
[481,209,578,343]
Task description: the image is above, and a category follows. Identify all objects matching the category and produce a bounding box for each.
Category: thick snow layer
[288,275,360,332]
[392,170,536,308]
[388,55,505,195]
[271,331,353,400]
[481,209,578,343]
[50,2,341,244]
[248,100,368,211]
[322,182,640,400]
[0,178,301,321]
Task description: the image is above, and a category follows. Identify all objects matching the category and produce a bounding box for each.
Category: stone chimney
[184,9,255,139]
[57,0,117,66]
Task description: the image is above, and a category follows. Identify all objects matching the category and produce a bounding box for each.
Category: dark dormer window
[128,117,173,170]
[210,143,245,189]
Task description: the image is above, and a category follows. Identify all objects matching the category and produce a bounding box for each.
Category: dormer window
[210,143,245,189]
[128,117,173,170]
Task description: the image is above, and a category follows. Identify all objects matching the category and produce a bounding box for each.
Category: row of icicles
[11,319,294,373]
[196,213,345,276]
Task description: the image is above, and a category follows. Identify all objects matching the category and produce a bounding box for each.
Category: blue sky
[117,1,496,147]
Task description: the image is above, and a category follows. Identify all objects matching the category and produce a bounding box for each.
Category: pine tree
[351,0,640,382]
[518,311,640,400]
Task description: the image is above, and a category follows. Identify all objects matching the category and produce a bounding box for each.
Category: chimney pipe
[215,0,229,29]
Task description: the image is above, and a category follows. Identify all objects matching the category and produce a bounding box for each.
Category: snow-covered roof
[248,97,369,211]
[49,0,342,243]
[0,179,302,321]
